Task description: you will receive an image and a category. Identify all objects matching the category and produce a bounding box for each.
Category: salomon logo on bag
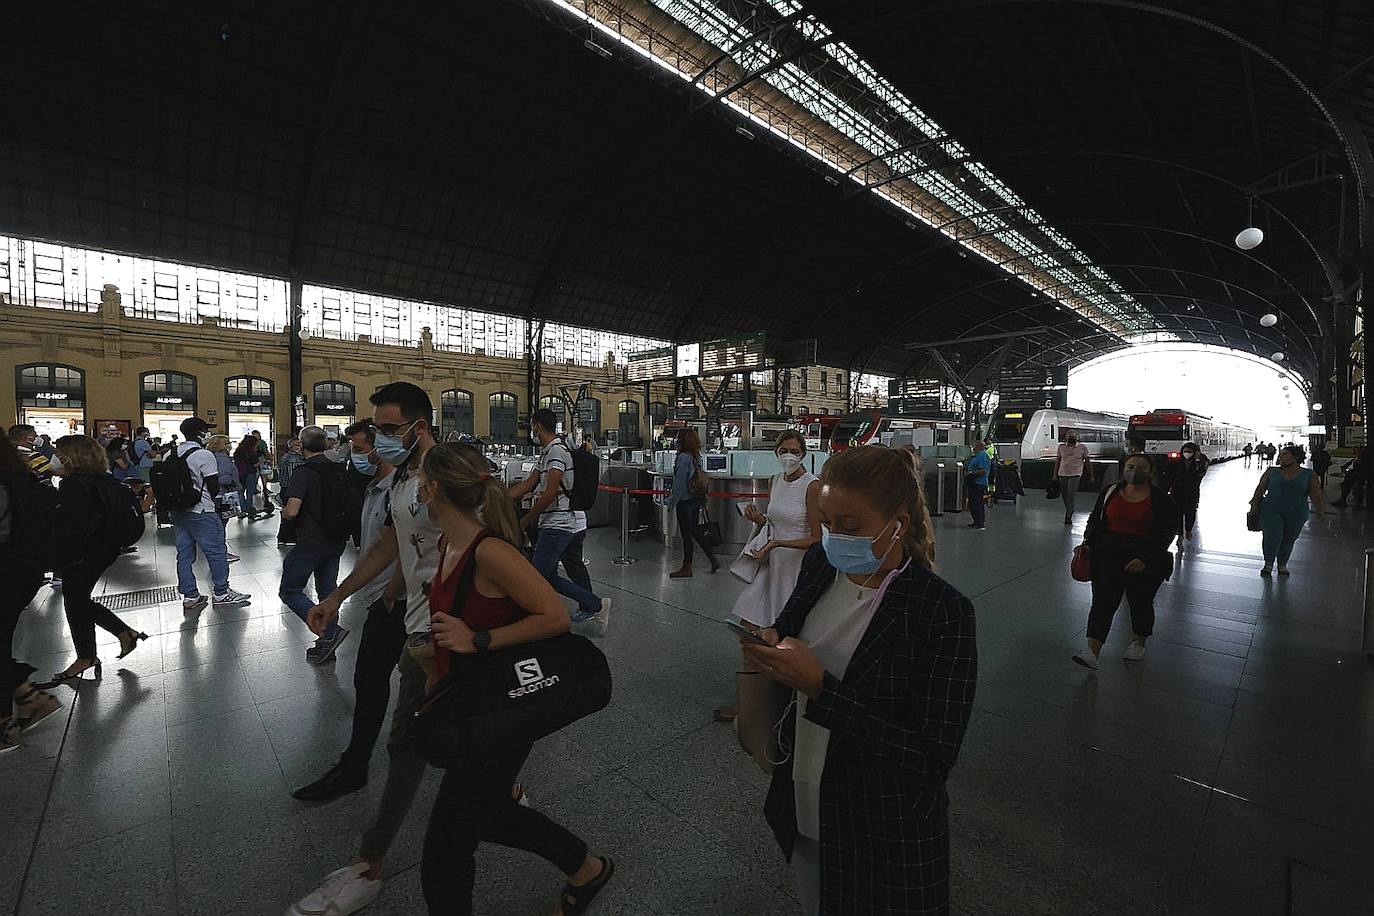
[149,446,204,511]
[509,657,560,697]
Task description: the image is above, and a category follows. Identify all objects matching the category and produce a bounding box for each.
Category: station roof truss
[3,0,1371,391]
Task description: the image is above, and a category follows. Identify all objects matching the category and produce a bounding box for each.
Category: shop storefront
[313,380,356,436]
[441,388,475,438]
[226,376,275,447]
[15,363,87,438]
[140,371,198,444]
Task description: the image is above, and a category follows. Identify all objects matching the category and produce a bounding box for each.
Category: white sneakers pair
[1071,641,1146,670]
[286,863,381,916]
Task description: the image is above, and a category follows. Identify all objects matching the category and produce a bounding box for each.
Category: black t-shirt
[285,455,344,547]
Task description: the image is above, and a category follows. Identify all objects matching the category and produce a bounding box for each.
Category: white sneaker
[213,589,252,608]
[1071,646,1100,670]
[1123,641,1147,661]
[593,597,611,637]
[286,863,381,916]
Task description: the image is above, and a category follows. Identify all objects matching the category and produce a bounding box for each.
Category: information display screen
[625,346,676,383]
[699,334,767,377]
[675,343,701,378]
[888,378,942,415]
[999,366,1069,409]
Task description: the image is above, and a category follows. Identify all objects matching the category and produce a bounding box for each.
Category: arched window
[488,391,519,443]
[441,388,474,437]
[574,396,601,443]
[649,401,668,426]
[15,364,87,435]
[617,399,641,447]
[140,371,198,411]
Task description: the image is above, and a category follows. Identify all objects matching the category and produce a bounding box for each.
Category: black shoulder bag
[408,531,613,769]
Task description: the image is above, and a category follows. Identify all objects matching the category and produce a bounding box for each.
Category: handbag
[697,505,724,549]
[408,531,613,769]
[729,523,771,583]
[1246,509,1261,532]
[735,667,793,774]
[1070,543,1092,582]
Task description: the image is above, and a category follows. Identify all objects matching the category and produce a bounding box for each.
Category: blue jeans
[530,528,599,615]
[172,510,231,598]
[240,471,258,512]
[279,543,345,637]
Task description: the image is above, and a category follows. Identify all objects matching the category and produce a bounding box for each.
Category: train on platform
[988,408,1130,487]
[1126,408,1254,461]
[828,410,967,452]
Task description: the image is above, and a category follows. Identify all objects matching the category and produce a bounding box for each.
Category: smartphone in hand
[725,620,770,646]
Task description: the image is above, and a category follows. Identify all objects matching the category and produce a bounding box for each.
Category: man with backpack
[151,417,252,612]
[508,408,609,635]
[280,425,358,664]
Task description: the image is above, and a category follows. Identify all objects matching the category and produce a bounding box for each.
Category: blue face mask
[821,519,900,574]
[350,452,377,476]
[374,421,418,465]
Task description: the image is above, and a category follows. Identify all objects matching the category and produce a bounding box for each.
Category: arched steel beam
[921,0,1370,253]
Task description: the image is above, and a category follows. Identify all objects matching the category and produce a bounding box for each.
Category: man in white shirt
[296,383,443,912]
[508,409,608,631]
[1052,432,1094,525]
[171,418,251,611]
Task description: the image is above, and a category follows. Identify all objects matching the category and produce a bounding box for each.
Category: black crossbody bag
[408,530,613,769]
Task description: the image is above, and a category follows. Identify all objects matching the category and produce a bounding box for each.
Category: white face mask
[778,453,802,473]
[48,453,64,473]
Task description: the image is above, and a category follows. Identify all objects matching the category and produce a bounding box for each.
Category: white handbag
[729,522,772,583]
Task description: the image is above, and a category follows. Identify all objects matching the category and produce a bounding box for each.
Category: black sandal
[559,856,614,915]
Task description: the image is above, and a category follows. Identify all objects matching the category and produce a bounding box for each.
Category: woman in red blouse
[1072,453,1179,669]
[418,443,613,916]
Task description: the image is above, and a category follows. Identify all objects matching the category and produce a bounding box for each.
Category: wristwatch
[472,629,492,653]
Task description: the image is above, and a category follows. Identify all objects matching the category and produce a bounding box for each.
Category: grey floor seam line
[14,690,81,914]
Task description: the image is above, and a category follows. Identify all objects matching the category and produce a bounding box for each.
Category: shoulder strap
[448,529,497,616]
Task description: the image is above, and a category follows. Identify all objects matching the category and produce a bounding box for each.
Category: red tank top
[1104,490,1153,538]
[428,532,527,676]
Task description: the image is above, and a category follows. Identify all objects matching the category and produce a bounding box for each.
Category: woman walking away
[1170,441,1208,548]
[742,446,976,915]
[207,435,243,562]
[417,443,613,915]
[1251,445,1325,577]
[720,430,821,721]
[234,435,273,519]
[1072,454,1178,669]
[666,428,719,578]
[0,438,62,752]
[43,435,148,685]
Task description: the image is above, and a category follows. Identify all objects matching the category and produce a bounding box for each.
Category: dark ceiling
[3,0,1370,389]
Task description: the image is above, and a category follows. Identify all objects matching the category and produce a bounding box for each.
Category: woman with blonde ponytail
[740,445,975,915]
[413,443,614,915]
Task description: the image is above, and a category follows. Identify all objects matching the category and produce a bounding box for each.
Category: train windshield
[992,419,1027,441]
[831,414,872,447]
[1130,423,1186,439]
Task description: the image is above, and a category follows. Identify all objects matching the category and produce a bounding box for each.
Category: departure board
[625,346,676,383]
[999,366,1068,409]
[699,334,768,377]
[888,378,942,414]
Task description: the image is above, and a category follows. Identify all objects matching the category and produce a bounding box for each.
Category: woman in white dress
[717,430,821,720]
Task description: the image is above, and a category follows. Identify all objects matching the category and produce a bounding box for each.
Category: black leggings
[1,556,47,694]
[674,497,715,565]
[1087,539,1163,643]
[1175,491,1199,537]
[420,741,587,915]
[61,547,132,659]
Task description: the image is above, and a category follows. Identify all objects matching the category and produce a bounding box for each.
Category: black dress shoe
[292,764,367,802]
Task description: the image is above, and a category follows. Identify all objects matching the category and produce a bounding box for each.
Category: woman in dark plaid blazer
[743,446,977,915]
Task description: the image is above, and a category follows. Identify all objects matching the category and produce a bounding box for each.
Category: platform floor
[4,459,1374,915]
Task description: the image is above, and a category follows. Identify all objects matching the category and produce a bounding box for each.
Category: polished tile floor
[4,460,1374,915]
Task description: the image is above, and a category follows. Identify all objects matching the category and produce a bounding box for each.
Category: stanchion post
[1364,548,1374,660]
[612,486,637,566]
[934,463,945,517]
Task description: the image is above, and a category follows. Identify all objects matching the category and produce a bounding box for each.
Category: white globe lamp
[1235,227,1264,250]
[1259,313,1278,327]
[1271,351,1284,361]
[1312,402,1324,411]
